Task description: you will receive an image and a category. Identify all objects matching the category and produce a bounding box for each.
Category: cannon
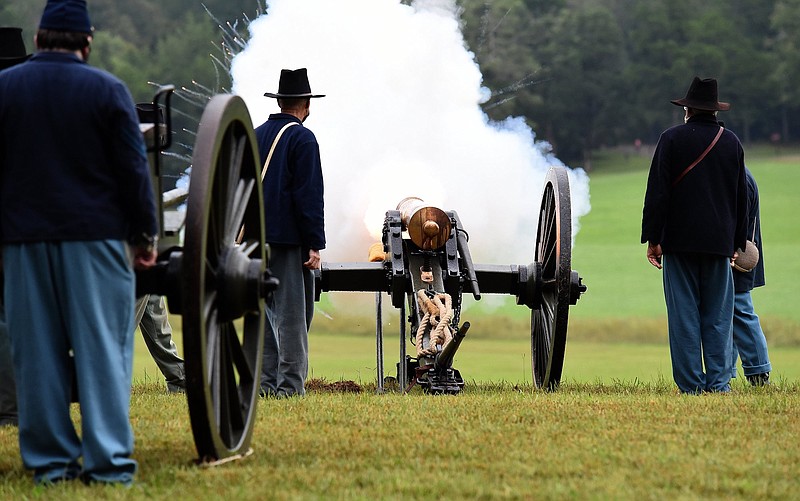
[130,85,585,462]
[315,170,587,394]
[134,87,276,463]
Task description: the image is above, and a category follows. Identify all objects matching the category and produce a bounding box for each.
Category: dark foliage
[2,0,796,168]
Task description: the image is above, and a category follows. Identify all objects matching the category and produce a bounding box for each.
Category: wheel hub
[216,247,277,323]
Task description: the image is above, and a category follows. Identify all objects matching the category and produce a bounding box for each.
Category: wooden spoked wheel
[531,167,573,391]
[183,94,266,461]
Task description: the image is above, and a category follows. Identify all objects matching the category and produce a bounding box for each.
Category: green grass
[2,381,799,499]
[7,146,800,499]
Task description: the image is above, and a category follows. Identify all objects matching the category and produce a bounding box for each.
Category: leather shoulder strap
[672,127,724,187]
[260,121,299,181]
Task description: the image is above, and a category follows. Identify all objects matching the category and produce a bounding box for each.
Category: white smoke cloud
[231,0,590,265]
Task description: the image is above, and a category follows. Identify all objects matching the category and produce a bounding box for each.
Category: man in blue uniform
[0,0,157,485]
[255,68,325,398]
[641,76,748,394]
[731,168,771,385]
[0,26,32,428]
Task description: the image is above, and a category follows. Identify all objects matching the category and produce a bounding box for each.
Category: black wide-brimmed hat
[671,76,730,111]
[0,27,32,70]
[264,68,325,99]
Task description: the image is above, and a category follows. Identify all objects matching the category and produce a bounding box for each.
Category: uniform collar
[686,114,720,125]
[30,51,85,64]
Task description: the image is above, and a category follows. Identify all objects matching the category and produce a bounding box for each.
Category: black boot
[746,372,770,386]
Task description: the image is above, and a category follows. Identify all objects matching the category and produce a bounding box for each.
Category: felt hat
[264,68,325,99]
[671,76,730,111]
[0,27,32,70]
[39,0,93,34]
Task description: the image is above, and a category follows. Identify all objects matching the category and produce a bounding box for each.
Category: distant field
[133,145,800,386]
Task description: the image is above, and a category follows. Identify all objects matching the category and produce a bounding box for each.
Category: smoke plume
[231,0,590,265]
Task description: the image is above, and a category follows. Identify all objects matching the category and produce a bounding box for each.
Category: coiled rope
[415,289,454,358]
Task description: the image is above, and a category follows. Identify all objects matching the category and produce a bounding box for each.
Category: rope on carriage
[415,289,454,358]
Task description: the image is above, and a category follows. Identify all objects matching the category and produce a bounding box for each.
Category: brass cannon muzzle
[396,197,452,250]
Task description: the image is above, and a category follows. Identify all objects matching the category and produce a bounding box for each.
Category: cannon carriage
[315,169,586,394]
[134,87,586,463]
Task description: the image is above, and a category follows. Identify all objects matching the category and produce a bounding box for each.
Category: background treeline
[459,0,799,166]
[2,0,798,168]
[1,0,263,180]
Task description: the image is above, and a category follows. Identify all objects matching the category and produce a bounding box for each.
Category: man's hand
[133,246,157,270]
[647,243,663,270]
[730,250,739,268]
[304,249,321,270]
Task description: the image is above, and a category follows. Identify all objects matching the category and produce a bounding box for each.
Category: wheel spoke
[222,325,246,429]
[224,178,255,244]
[205,198,222,263]
[225,133,245,214]
[239,240,259,257]
[204,292,219,384]
[215,322,245,443]
[229,326,254,384]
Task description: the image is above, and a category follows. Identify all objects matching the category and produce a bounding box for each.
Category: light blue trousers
[4,241,137,485]
[731,291,772,377]
[663,253,734,394]
[260,245,314,397]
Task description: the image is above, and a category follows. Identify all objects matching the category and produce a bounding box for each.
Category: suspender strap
[672,126,724,187]
[237,121,299,245]
[260,121,299,181]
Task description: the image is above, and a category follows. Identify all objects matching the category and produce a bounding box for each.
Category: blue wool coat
[641,113,747,257]
[0,52,157,243]
[733,168,765,292]
[254,113,325,251]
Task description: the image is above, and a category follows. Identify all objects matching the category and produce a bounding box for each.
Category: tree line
[458,0,799,166]
[2,0,797,168]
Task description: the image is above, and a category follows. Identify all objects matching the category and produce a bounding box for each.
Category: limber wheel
[531,167,572,391]
[183,94,267,462]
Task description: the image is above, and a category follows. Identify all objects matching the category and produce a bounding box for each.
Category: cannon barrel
[434,321,470,372]
[397,197,451,250]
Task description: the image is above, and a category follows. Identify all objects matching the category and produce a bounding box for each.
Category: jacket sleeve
[289,132,326,250]
[733,147,748,252]
[641,133,672,245]
[109,81,158,239]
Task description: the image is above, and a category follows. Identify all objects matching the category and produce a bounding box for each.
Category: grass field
[2,381,799,500]
[133,144,800,388]
[4,145,800,498]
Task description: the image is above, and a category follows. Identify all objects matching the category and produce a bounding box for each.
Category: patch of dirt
[306,377,363,393]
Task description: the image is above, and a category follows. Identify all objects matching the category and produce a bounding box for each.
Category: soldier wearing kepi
[255,68,326,398]
[0,0,157,486]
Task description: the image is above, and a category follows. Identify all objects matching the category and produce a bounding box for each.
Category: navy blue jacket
[254,113,325,251]
[733,168,765,292]
[641,113,747,257]
[0,52,157,243]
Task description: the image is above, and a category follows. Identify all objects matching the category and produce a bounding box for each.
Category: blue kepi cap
[39,0,93,33]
